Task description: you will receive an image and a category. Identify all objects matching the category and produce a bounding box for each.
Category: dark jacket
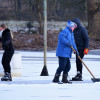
[1,28,14,51]
[72,18,89,50]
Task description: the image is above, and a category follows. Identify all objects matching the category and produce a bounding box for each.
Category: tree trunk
[36,0,43,34]
[38,0,43,34]
[17,0,21,10]
[87,0,100,39]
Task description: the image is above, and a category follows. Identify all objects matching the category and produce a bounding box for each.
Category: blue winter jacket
[56,27,77,58]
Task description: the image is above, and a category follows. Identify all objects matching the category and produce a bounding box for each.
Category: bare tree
[36,0,43,34]
[87,0,100,39]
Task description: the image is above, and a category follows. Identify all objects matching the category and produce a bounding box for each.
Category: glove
[67,42,72,47]
[84,48,89,55]
[2,43,9,50]
[74,49,79,56]
[75,50,79,56]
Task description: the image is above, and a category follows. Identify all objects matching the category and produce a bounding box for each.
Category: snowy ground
[0,51,100,100]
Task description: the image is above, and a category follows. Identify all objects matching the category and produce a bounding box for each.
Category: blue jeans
[56,57,71,75]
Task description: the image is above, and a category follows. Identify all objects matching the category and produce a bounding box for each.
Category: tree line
[0,0,100,39]
[0,0,85,21]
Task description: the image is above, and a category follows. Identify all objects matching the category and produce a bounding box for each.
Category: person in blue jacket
[53,20,78,83]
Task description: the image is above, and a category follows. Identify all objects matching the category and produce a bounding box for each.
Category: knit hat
[67,20,77,28]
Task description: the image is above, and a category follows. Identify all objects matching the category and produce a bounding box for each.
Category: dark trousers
[76,49,84,74]
[56,57,71,75]
[2,50,14,73]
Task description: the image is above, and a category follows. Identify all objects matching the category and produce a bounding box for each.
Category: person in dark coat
[72,18,89,81]
[0,24,14,81]
[53,20,78,83]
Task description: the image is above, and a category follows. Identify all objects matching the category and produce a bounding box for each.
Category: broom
[71,46,100,82]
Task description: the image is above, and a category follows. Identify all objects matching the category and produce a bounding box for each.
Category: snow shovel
[71,46,100,82]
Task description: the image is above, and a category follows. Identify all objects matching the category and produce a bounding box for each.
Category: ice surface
[0,51,100,100]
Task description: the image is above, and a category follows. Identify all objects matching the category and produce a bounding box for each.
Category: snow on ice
[0,51,100,100]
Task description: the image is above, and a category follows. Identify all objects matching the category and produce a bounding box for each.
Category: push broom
[71,46,100,82]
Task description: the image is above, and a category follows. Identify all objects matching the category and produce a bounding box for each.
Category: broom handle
[71,46,96,79]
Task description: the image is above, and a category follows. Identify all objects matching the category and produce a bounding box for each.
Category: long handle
[71,46,96,79]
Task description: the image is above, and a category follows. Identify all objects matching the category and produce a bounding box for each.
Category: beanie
[67,20,77,28]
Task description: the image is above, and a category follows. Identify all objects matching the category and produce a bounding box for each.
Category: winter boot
[1,72,12,81]
[62,74,72,84]
[72,71,82,81]
[52,74,60,83]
